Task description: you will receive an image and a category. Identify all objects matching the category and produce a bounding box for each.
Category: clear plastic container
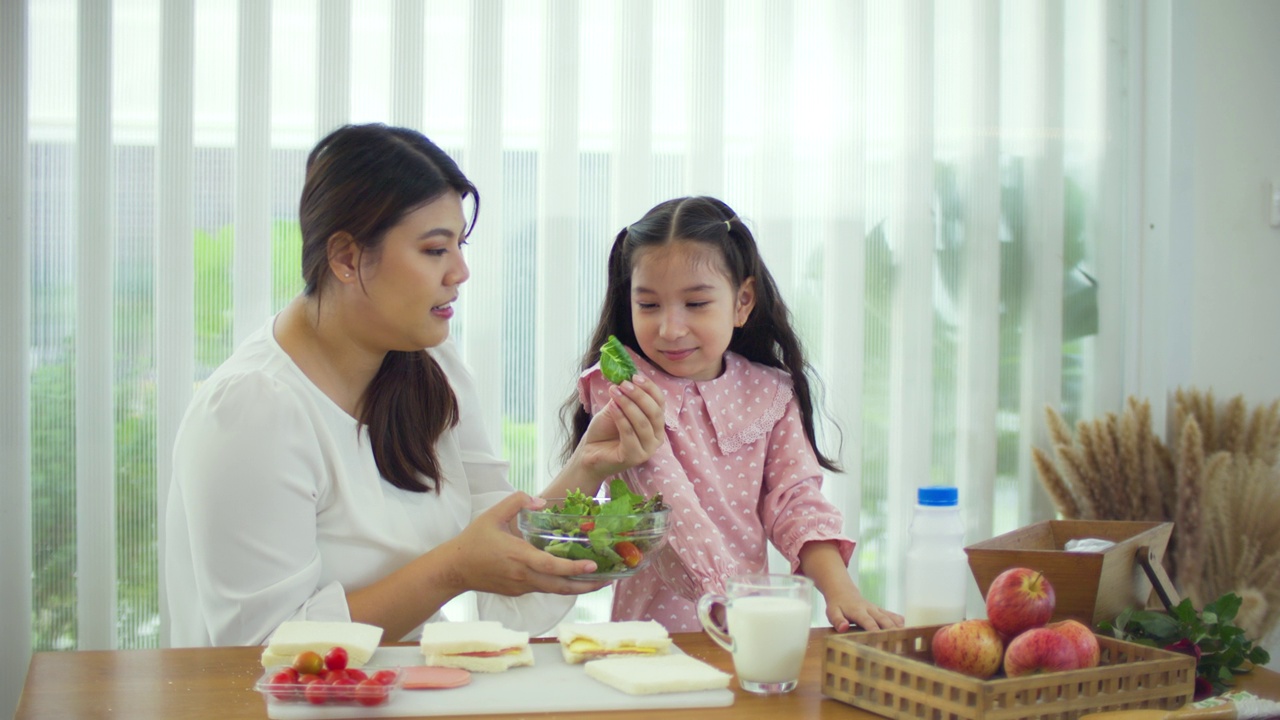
[903,486,968,625]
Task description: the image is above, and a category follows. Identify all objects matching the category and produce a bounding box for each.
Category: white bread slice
[261,620,384,668]
[419,621,532,673]
[556,620,673,664]
[584,654,732,695]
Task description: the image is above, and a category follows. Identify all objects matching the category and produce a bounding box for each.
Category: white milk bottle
[903,486,968,625]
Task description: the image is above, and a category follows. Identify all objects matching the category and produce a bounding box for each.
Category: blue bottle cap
[917,486,958,506]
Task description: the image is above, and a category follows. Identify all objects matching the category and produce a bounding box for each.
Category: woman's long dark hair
[300,124,479,492]
[560,196,841,472]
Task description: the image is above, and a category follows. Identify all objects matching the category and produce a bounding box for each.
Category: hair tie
[724,219,732,231]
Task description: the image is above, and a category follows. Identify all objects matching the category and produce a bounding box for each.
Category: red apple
[1003,627,1079,676]
[984,567,1055,638]
[1047,619,1100,669]
[931,619,1005,679]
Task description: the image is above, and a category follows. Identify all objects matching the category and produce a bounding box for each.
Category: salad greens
[529,478,667,575]
[599,335,638,385]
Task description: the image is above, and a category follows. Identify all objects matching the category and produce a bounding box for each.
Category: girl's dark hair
[300,123,479,492]
[560,196,841,472]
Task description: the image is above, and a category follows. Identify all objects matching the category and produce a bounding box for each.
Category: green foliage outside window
[30,221,303,651]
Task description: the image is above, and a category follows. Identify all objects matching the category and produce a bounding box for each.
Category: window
[2,1,1139,706]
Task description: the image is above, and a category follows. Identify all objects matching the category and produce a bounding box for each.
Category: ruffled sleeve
[759,397,855,571]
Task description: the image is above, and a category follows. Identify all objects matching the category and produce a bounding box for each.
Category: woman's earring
[344,272,351,278]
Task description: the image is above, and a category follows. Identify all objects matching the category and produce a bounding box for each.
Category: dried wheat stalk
[1174,418,1204,598]
[1118,409,1145,516]
[1033,447,1084,519]
[1034,389,1280,641]
[1221,396,1246,454]
[1131,397,1171,521]
[1193,452,1280,641]
[1244,400,1280,466]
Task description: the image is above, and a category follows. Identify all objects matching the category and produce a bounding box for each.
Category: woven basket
[822,625,1195,720]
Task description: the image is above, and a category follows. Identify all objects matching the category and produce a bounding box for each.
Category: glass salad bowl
[518,481,670,581]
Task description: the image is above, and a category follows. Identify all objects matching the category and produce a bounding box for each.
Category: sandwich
[556,620,673,664]
[584,654,732,695]
[419,620,534,673]
[259,620,384,669]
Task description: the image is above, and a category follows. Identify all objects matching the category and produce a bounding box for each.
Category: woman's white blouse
[165,316,571,647]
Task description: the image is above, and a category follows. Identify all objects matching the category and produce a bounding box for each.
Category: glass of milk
[695,573,814,694]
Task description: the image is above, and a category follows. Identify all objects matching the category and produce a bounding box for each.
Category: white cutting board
[265,644,735,719]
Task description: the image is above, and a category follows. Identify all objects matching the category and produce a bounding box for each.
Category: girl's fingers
[611,379,665,447]
[609,384,655,443]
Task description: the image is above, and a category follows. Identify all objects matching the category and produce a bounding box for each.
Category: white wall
[1184,0,1280,402]
[1175,0,1280,668]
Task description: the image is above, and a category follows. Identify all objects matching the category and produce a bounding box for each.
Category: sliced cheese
[567,638,660,657]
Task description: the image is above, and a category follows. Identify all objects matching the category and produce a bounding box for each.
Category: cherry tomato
[297,672,322,685]
[614,541,643,568]
[354,679,390,707]
[579,520,595,532]
[324,646,349,671]
[370,669,398,686]
[303,680,329,705]
[267,670,300,701]
[291,650,325,676]
[329,677,358,702]
[345,668,368,682]
[323,668,348,684]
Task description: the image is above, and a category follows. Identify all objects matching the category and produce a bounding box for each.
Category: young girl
[562,196,904,633]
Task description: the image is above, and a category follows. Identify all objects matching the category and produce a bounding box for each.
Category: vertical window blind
[2,0,1143,712]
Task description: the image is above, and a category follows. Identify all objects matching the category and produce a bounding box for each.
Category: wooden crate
[964,520,1174,626]
[822,625,1194,720]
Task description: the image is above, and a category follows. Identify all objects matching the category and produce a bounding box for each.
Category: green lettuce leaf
[600,335,638,384]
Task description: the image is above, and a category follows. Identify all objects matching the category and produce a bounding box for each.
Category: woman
[165,124,666,647]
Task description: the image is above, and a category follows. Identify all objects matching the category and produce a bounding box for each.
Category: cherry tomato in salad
[579,520,595,532]
[614,541,643,568]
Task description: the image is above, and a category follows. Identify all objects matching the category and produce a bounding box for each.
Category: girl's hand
[823,589,906,633]
[799,540,905,632]
[441,492,609,597]
[572,372,667,481]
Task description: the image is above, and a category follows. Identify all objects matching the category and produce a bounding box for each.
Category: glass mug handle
[696,592,734,653]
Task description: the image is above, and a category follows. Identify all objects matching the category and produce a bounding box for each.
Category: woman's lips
[661,348,695,361]
[431,304,454,319]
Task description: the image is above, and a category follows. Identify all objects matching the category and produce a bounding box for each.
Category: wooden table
[16,629,1280,719]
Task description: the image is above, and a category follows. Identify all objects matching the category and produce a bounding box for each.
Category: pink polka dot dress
[577,348,854,632]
